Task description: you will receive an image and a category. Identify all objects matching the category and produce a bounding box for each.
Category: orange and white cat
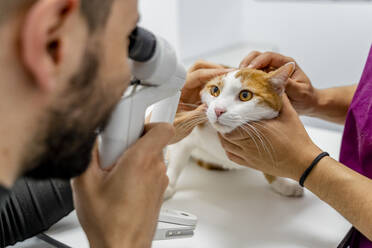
[165,62,304,200]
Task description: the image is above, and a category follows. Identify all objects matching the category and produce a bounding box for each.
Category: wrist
[303,155,333,189]
[307,88,326,117]
[90,236,145,248]
[291,143,323,181]
[88,228,147,248]
[306,86,353,124]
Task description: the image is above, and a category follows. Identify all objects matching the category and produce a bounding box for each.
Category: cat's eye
[210,86,220,97]
[239,90,253,102]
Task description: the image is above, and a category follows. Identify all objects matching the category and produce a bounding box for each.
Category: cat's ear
[269,62,295,95]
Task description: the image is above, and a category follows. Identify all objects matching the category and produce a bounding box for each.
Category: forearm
[305,156,372,240]
[309,85,357,124]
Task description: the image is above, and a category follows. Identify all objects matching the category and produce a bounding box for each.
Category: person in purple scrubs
[218,50,372,247]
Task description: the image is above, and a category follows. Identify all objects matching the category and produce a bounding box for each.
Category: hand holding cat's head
[201,63,295,134]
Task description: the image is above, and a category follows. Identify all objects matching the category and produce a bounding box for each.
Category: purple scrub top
[339,45,372,248]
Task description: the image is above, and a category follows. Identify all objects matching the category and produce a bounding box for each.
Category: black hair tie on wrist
[299,152,330,187]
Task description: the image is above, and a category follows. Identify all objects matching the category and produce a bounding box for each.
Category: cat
[165,62,304,200]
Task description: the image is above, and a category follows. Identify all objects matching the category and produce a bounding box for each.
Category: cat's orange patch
[235,69,282,111]
[264,173,277,184]
[195,159,229,171]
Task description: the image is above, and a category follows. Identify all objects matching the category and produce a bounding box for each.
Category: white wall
[138,0,180,53]
[138,0,245,60]
[178,0,245,60]
[242,0,372,89]
[240,1,372,131]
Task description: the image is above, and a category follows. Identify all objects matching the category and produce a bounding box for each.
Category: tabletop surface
[10,125,351,248]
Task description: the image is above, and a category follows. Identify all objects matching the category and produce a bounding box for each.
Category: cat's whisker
[253,122,287,161]
[245,123,270,159]
[252,121,288,141]
[237,120,275,165]
[177,112,207,121]
[177,120,203,130]
[239,118,288,143]
[246,123,276,166]
[247,122,279,139]
[239,125,263,157]
[176,116,208,131]
[235,120,280,167]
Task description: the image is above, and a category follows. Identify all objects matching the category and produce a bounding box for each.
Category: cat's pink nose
[215,108,226,118]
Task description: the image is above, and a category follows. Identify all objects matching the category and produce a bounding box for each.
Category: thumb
[190,104,208,117]
[279,94,298,120]
[285,78,302,98]
[170,104,207,144]
[73,143,103,187]
[180,104,207,124]
[137,123,175,152]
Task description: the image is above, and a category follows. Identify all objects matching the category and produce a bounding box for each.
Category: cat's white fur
[165,65,303,200]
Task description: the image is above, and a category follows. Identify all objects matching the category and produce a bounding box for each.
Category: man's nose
[215,108,226,118]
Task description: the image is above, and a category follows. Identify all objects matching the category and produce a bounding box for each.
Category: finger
[225,151,246,165]
[188,60,225,72]
[221,126,253,141]
[162,174,169,192]
[171,105,207,144]
[145,112,152,124]
[248,52,294,70]
[278,94,298,119]
[190,103,208,116]
[218,134,243,153]
[176,104,207,123]
[187,68,235,89]
[135,123,175,153]
[285,78,302,98]
[74,142,102,185]
[182,104,208,122]
[239,51,262,68]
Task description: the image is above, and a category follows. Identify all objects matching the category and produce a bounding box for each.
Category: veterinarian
[216,51,372,248]
[0,0,231,247]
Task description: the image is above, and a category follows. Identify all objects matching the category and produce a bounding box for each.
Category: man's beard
[24,51,117,180]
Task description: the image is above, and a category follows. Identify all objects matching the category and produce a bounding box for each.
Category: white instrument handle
[150,91,181,124]
[98,34,186,169]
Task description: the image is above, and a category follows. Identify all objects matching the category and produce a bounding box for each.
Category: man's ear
[21,0,78,92]
[268,62,295,95]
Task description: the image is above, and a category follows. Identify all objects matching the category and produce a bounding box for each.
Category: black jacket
[0,179,73,247]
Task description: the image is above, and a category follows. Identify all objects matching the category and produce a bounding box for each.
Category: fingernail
[247,64,255,69]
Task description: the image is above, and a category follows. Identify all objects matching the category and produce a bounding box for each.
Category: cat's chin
[211,122,236,134]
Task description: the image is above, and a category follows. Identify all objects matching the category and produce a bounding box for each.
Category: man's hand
[219,95,322,181]
[72,123,174,248]
[240,51,318,116]
[171,61,233,144]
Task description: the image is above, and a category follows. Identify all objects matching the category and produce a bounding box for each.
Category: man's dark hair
[0,0,114,32]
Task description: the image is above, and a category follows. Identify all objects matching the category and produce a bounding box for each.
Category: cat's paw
[270,177,304,197]
[164,185,176,201]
